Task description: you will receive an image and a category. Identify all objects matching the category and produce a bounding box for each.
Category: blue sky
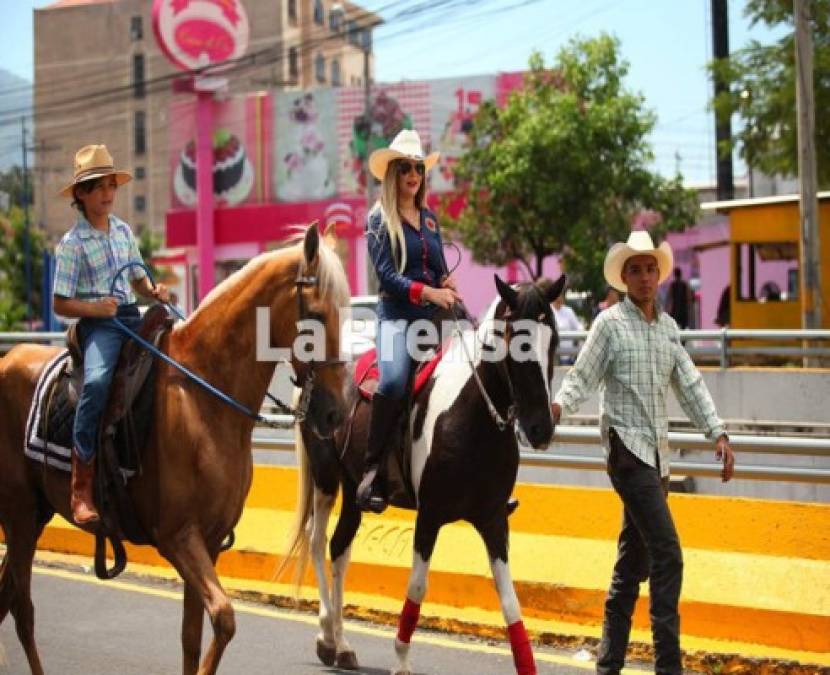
[3,0,783,184]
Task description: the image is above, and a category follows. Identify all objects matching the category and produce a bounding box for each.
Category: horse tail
[275,391,313,596]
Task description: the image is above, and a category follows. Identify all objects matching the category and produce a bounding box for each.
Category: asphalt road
[0,565,611,675]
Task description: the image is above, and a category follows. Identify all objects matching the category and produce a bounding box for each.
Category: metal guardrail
[557,328,830,368]
[255,417,830,484]
[3,329,830,367]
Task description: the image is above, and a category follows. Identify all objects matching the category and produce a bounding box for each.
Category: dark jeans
[596,428,683,675]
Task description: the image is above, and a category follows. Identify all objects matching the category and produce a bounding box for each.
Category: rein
[107,262,335,431]
[440,244,516,431]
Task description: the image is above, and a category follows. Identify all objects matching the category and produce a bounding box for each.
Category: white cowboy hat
[368,129,440,181]
[603,231,674,292]
[59,144,132,197]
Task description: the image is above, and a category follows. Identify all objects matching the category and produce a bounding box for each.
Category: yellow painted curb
[15,465,830,659]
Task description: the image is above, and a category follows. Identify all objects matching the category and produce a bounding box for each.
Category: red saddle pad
[354,346,444,401]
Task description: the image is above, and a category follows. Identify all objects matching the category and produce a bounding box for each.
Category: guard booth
[702,192,830,329]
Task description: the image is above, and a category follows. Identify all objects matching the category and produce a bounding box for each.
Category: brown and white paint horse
[0,224,350,675]
[283,274,566,675]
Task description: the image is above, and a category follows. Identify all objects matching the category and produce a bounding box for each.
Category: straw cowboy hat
[59,144,132,197]
[603,231,674,292]
[368,130,440,181]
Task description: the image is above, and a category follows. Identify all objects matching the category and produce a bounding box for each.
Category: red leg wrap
[507,620,536,675]
[396,598,421,644]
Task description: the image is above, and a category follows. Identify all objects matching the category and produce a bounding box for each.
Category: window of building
[287,0,297,23]
[314,0,324,25]
[315,54,326,83]
[733,242,798,302]
[133,54,145,98]
[329,5,342,32]
[347,20,359,46]
[134,110,146,155]
[331,58,341,87]
[134,195,146,213]
[135,166,146,180]
[361,29,372,51]
[130,15,143,40]
[288,46,299,81]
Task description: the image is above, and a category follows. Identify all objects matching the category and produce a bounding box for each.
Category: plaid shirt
[53,215,146,305]
[554,295,725,477]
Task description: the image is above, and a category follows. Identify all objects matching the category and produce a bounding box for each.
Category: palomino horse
[0,224,350,675]
[283,274,566,675]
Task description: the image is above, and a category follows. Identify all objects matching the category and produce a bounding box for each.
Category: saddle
[42,305,174,578]
[350,346,445,509]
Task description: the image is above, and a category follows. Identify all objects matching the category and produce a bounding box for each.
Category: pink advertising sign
[152,0,250,72]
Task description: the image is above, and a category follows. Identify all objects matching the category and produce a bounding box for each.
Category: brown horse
[284,275,566,675]
[0,224,350,675]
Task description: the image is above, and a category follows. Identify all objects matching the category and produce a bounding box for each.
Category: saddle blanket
[24,350,73,472]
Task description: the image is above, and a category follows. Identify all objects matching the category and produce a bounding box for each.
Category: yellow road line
[33,566,647,672]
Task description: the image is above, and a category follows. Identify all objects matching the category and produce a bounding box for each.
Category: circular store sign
[152,0,250,72]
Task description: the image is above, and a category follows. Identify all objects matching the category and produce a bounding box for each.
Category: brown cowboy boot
[71,452,100,525]
[356,392,406,514]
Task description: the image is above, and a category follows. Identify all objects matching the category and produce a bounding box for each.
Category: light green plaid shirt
[554,295,725,477]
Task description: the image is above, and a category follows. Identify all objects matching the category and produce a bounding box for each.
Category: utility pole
[794,0,822,331]
[711,0,734,200]
[21,117,32,329]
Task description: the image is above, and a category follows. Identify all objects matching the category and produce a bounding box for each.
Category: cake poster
[428,75,496,195]
[336,81,431,197]
[273,90,338,202]
[169,94,271,209]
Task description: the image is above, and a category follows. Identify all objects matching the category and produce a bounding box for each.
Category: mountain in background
[0,69,32,172]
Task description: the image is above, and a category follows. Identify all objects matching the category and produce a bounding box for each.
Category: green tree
[0,166,34,211]
[0,207,45,330]
[442,35,699,297]
[710,0,829,187]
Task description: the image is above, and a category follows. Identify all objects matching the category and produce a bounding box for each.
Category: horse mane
[176,224,350,332]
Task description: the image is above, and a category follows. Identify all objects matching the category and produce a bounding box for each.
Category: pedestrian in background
[551,231,734,675]
[666,267,692,329]
[551,292,584,364]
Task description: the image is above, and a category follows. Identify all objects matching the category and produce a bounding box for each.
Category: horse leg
[392,516,440,675]
[181,581,205,675]
[163,531,234,675]
[329,481,361,670]
[475,516,536,675]
[309,487,337,666]
[3,512,47,675]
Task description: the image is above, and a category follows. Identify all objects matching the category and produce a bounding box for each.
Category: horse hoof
[336,650,359,670]
[316,637,336,666]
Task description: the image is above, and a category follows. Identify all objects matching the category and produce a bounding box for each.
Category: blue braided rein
[107,262,294,426]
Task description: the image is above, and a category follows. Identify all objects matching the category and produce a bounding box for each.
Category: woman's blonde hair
[368,159,427,273]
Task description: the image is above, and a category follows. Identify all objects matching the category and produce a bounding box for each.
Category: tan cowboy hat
[603,231,674,292]
[368,129,440,181]
[59,144,132,197]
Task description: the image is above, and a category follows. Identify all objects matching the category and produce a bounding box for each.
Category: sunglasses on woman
[397,160,426,176]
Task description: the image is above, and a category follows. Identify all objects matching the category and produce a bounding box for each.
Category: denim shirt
[366,207,448,321]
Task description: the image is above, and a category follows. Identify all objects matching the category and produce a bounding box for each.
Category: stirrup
[356,467,387,514]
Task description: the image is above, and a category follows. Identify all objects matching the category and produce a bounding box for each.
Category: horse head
[281,223,350,438]
[491,273,567,449]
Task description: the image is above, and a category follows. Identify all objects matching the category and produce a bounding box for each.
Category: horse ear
[494,274,518,310]
[304,221,320,266]
[322,222,338,250]
[543,274,568,303]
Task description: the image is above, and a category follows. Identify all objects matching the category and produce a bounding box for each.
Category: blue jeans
[73,306,141,463]
[376,319,413,400]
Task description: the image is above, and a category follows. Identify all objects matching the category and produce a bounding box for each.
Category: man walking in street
[551,231,735,674]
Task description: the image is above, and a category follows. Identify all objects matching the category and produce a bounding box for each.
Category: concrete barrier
[21,465,830,664]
